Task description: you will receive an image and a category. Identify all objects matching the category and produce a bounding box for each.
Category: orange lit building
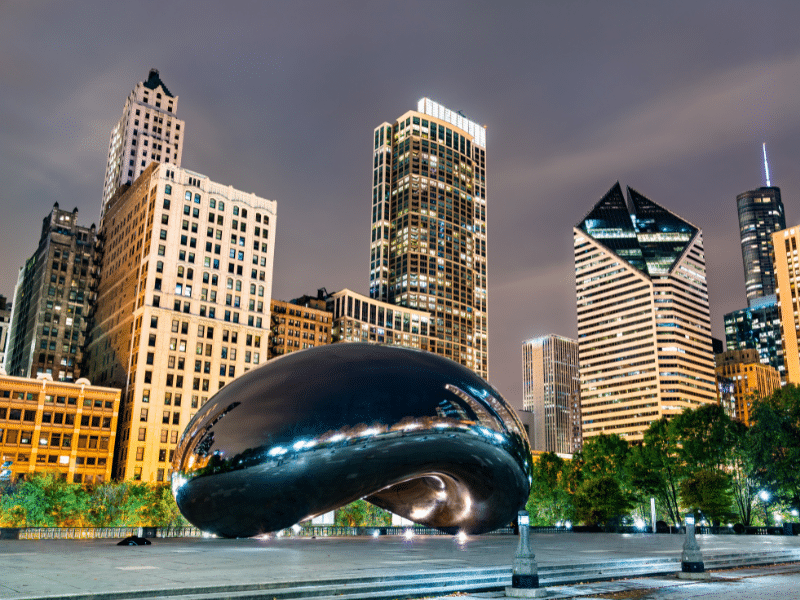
[715,349,780,425]
[0,374,120,483]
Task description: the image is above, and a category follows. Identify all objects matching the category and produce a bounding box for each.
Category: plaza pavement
[2,532,800,599]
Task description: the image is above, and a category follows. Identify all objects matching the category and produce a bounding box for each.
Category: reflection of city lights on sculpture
[171,344,531,538]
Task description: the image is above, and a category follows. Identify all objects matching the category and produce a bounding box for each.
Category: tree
[576,434,631,483]
[670,403,736,471]
[628,418,682,526]
[728,418,757,526]
[748,385,800,509]
[0,472,89,527]
[679,469,734,524]
[525,452,573,525]
[573,476,632,527]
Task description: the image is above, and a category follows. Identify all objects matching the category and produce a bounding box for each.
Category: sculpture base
[506,585,549,597]
[677,571,711,580]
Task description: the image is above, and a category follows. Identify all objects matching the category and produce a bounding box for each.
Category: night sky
[2,1,799,409]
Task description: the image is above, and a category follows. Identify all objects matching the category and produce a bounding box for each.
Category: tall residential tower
[370,99,488,378]
[737,186,785,304]
[101,69,184,217]
[574,183,717,441]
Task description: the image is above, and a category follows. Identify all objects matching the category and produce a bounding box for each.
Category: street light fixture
[759,490,771,526]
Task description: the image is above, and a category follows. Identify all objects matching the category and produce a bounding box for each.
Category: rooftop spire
[763,142,771,187]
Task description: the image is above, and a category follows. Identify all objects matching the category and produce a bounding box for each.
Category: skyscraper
[86,163,276,481]
[772,226,800,385]
[737,186,785,304]
[101,69,184,217]
[5,205,98,381]
[370,99,488,378]
[0,296,11,371]
[574,183,717,441]
[723,295,784,382]
[521,334,580,454]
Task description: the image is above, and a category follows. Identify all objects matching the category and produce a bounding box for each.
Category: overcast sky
[2,1,799,408]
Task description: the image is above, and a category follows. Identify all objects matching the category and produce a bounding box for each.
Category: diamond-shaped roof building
[576,183,697,277]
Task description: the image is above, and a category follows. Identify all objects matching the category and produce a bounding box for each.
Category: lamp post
[759,490,770,527]
[506,510,547,597]
[678,513,709,580]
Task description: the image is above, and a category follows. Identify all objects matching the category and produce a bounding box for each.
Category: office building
[0,296,11,371]
[521,334,580,454]
[737,186,785,304]
[772,226,800,384]
[723,295,784,382]
[370,99,488,378]
[715,349,780,425]
[5,205,98,382]
[328,288,432,350]
[85,163,276,481]
[0,373,120,483]
[574,183,717,441]
[268,295,332,359]
[101,69,184,217]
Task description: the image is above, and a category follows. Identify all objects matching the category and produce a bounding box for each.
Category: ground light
[404,529,414,540]
[372,530,380,538]
[456,531,468,543]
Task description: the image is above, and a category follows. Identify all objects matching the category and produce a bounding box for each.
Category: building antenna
[763,142,771,187]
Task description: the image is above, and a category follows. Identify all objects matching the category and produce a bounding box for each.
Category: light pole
[759,490,770,527]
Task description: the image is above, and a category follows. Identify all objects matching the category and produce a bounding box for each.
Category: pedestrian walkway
[2,533,799,599]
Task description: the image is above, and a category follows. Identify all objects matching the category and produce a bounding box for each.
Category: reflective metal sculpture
[172,343,532,538]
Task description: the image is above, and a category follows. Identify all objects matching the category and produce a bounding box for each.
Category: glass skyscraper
[723,295,784,381]
[737,186,785,304]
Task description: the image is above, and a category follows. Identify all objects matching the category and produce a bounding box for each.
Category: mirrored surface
[172,343,532,538]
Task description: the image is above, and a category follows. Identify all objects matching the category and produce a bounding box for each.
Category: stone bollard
[506,511,548,597]
[678,513,710,580]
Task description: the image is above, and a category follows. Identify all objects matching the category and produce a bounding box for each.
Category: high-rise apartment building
[574,183,717,441]
[370,99,488,378]
[521,334,580,454]
[772,226,800,384]
[5,205,98,381]
[0,373,120,483]
[268,296,332,359]
[101,69,184,217]
[737,186,785,304]
[715,349,780,425]
[0,296,11,371]
[86,163,276,481]
[723,295,784,382]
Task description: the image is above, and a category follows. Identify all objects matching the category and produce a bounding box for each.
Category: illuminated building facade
[86,163,276,481]
[5,205,98,382]
[268,296,332,359]
[574,183,717,441]
[737,186,785,304]
[0,374,120,483]
[370,99,488,378]
[101,69,184,217]
[773,226,800,384]
[328,289,431,350]
[521,334,580,454]
[723,295,784,382]
[715,349,780,425]
[0,296,10,371]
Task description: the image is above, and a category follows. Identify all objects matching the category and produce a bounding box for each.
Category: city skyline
[2,2,800,408]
